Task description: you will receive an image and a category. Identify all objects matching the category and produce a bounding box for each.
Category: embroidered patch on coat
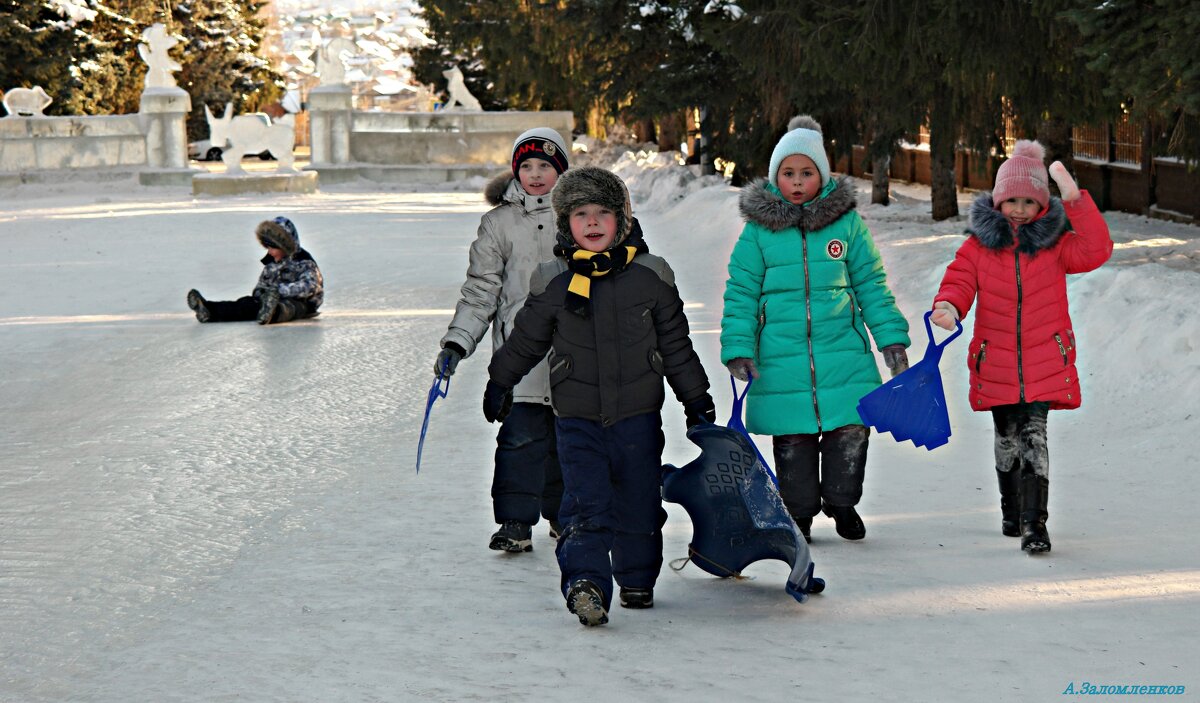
[826,239,846,260]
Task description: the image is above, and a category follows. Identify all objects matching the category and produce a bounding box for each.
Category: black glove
[434,342,465,377]
[683,395,717,428]
[482,380,513,423]
[881,344,909,377]
[726,357,759,382]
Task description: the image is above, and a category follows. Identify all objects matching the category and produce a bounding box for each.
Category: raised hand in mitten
[930,301,959,331]
[433,342,465,377]
[1049,161,1080,203]
[726,357,759,382]
[881,344,909,377]
[482,380,513,423]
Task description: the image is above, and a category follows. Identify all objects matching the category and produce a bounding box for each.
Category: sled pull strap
[727,375,778,486]
[416,361,452,474]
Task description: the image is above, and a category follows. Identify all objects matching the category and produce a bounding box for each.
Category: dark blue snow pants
[554,412,668,609]
[492,402,564,526]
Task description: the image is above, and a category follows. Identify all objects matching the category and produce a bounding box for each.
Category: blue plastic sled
[857,310,963,450]
[662,423,825,603]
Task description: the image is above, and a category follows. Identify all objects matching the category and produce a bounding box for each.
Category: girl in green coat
[721,115,910,542]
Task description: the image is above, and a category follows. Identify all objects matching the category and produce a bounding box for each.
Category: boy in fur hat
[486,166,714,626]
[721,115,910,544]
[435,127,570,554]
[186,216,323,325]
[930,140,1112,554]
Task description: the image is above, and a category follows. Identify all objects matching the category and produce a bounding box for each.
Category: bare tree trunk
[656,112,682,153]
[871,153,891,205]
[929,85,959,221]
[1037,117,1075,191]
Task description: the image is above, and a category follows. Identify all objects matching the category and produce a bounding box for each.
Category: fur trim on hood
[969,193,1068,255]
[738,176,857,232]
[484,173,515,206]
[256,217,299,257]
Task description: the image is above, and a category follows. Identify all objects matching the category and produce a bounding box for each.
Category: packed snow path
[2,160,1197,701]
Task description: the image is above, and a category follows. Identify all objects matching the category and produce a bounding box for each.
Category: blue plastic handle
[727,375,778,486]
[921,310,964,364]
[416,360,451,474]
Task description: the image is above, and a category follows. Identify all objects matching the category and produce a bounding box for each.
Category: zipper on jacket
[756,302,767,353]
[802,231,821,432]
[974,341,988,373]
[1014,248,1025,401]
[848,290,869,353]
[1055,333,1068,366]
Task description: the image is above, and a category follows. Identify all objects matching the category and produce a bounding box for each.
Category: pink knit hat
[993,140,1050,208]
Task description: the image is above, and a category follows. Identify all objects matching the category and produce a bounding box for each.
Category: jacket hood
[969,193,1068,254]
[256,218,300,257]
[738,176,857,232]
[484,173,555,213]
[484,173,515,206]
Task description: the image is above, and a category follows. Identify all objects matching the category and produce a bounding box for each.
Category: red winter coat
[934,191,1112,411]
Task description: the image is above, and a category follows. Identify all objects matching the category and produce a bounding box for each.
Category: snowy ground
[2,152,1198,702]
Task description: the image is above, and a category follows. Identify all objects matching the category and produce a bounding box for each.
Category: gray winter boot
[256,289,280,325]
[186,289,210,323]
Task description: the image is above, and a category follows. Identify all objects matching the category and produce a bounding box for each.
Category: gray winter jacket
[441,175,558,404]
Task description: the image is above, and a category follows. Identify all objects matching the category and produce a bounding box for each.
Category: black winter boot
[822,503,866,541]
[619,587,654,609]
[489,521,533,552]
[997,468,1020,537]
[794,516,812,544]
[567,579,609,626]
[1019,474,1051,553]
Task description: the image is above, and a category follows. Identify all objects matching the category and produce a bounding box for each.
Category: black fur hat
[551,166,632,248]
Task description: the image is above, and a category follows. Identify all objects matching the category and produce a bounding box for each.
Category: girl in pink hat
[930,140,1112,554]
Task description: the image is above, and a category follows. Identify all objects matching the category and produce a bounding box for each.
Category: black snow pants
[205,295,315,324]
[772,424,870,520]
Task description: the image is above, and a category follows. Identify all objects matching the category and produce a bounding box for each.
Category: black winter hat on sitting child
[552,166,632,249]
[256,216,299,257]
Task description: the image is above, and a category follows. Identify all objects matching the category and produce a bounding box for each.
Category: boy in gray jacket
[434,127,570,553]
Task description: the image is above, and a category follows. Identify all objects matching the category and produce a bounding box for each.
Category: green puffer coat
[721,177,909,435]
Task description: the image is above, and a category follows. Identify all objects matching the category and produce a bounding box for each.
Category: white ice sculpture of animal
[205,103,296,174]
[2,86,52,117]
[441,66,482,111]
[138,23,182,89]
[317,38,357,86]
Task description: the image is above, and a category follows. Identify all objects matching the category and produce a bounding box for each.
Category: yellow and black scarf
[555,242,647,317]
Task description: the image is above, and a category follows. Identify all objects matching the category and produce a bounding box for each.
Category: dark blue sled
[857,310,963,450]
[662,422,825,603]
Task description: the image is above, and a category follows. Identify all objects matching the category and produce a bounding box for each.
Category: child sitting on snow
[484,166,715,626]
[186,216,323,325]
[930,140,1112,554]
